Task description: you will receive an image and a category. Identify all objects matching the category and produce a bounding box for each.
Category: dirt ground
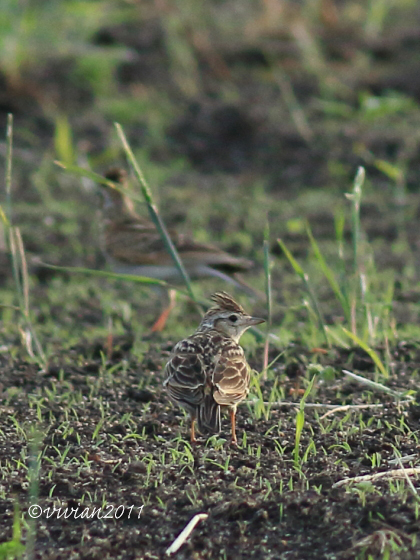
[0,340,419,559]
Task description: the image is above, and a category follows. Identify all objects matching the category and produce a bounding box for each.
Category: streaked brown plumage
[99,168,255,330]
[100,168,253,283]
[164,291,265,444]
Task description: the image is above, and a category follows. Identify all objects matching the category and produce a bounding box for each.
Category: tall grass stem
[115,122,202,315]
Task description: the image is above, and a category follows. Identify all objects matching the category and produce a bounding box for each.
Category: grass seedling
[262,224,273,374]
[294,374,316,467]
[25,427,42,560]
[0,503,25,560]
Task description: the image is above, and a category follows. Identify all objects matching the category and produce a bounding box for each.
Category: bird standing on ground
[164,291,264,444]
[98,168,255,331]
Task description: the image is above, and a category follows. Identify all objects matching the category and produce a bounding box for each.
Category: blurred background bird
[98,168,256,331]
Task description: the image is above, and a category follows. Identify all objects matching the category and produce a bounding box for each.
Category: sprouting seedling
[0,503,25,559]
[294,374,317,467]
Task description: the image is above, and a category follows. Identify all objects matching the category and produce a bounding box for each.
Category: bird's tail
[196,394,221,434]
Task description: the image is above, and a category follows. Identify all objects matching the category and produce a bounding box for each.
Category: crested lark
[164,291,264,444]
[99,168,254,331]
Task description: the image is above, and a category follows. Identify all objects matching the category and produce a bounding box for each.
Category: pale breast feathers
[211,346,250,406]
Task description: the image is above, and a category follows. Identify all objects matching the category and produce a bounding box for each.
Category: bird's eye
[229,315,238,323]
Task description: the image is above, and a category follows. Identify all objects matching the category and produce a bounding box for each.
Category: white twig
[246,401,332,409]
[319,401,412,420]
[388,454,417,466]
[165,513,208,556]
[246,400,412,411]
[333,468,420,489]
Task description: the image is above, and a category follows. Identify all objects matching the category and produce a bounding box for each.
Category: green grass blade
[40,263,171,287]
[115,123,202,314]
[263,236,272,327]
[41,263,267,341]
[341,327,388,378]
[0,204,9,227]
[345,166,365,273]
[54,161,144,201]
[294,374,317,465]
[0,503,25,558]
[294,408,305,465]
[277,238,305,278]
[306,222,350,322]
[278,238,330,347]
[334,208,345,256]
[5,114,13,224]
[54,114,75,165]
[263,224,272,373]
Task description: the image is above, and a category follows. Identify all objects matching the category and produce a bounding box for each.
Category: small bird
[164,291,265,444]
[99,168,255,331]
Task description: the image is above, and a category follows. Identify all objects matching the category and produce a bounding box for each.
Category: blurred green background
[2,0,420,347]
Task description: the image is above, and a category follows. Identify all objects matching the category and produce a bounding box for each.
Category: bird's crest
[209,291,245,314]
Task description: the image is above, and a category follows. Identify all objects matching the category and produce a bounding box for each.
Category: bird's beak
[246,316,265,326]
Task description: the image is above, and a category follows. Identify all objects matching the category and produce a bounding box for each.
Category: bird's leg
[190,417,196,444]
[151,289,177,332]
[230,408,237,445]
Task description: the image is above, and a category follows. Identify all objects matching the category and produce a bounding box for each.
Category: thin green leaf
[346,166,365,273]
[54,161,142,201]
[294,374,317,465]
[40,263,170,287]
[277,238,305,278]
[0,205,9,227]
[263,225,272,373]
[54,114,75,165]
[115,123,201,314]
[341,327,388,378]
[278,238,329,347]
[306,222,350,322]
[5,114,13,224]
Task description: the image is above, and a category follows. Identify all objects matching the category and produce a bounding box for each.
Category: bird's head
[199,291,265,342]
[99,168,137,218]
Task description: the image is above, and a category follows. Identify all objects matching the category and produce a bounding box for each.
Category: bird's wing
[105,221,252,271]
[176,234,253,272]
[211,347,250,406]
[164,347,206,410]
[104,222,174,266]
